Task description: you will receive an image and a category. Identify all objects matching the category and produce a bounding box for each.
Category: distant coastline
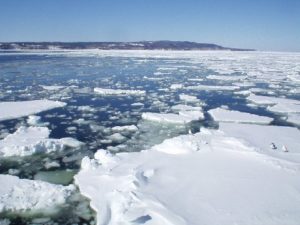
[0,41,255,51]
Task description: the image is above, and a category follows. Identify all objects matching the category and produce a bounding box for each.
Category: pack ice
[75,125,300,225]
[0,174,74,215]
[0,100,66,121]
[0,126,82,157]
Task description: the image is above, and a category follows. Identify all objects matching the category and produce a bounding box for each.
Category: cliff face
[0,41,254,51]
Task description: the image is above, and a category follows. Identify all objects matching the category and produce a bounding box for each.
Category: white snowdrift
[0,126,83,157]
[0,100,66,121]
[75,126,300,225]
[94,88,145,96]
[0,174,74,214]
[208,108,273,124]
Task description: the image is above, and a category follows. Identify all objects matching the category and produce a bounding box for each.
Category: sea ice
[0,126,82,157]
[186,85,240,91]
[179,94,199,103]
[0,100,66,122]
[208,107,273,124]
[247,94,300,116]
[142,111,203,124]
[206,74,247,81]
[40,85,66,91]
[219,122,300,163]
[94,88,145,96]
[76,127,300,225]
[0,174,75,215]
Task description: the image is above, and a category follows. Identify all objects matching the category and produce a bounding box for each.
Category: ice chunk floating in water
[0,126,82,157]
[0,100,66,121]
[0,174,75,215]
[208,107,273,124]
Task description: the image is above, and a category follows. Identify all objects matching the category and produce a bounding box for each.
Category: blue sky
[0,0,299,51]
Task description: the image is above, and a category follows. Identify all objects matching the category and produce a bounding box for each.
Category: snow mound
[0,174,74,214]
[0,100,66,122]
[0,126,82,157]
[208,108,273,124]
[76,127,300,225]
[94,88,145,96]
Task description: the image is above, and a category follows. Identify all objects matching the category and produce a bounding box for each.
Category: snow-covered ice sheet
[207,74,247,81]
[94,88,145,96]
[40,85,66,91]
[219,123,300,163]
[142,111,203,124]
[75,127,300,225]
[0,126,82,157]
[247,94,300,113]
[0,174,74,214]
[0,100,66,121]
[186,85,240,91]
[287,113,300,126]
[208,108,273,124]
[179,94,199,103]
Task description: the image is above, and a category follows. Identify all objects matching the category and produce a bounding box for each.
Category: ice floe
[186,85,240,91]
[40,85,66,91]
[0,100,66,122]
[208,107,273,124]
[76,126,300,225]
[0,174,75,215]
[179,94,199,103]
[142,111,203,124]
[94,88,145,96]
[207,74,247,81]
[0,126,83,157]
[219,122,300,163]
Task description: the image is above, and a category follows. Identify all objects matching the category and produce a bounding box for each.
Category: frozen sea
[0,50,300,225]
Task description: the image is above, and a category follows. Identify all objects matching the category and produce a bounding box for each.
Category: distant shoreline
[0,41,255,51]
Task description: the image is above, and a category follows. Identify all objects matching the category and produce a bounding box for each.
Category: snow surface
[0,100,66,121]
[179,94,199,103]
[186,85,240,91]
[94,88,145,96]
[142,111,203,124]
[287,114,300,126]
[0,174,75,214]
[75,126,300,225]
[219,123,300,163]
[40,85,66,91]
[247,94,300,113]
[207,74,247,81]
[0,126,82,157]
[208,108,273,124]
